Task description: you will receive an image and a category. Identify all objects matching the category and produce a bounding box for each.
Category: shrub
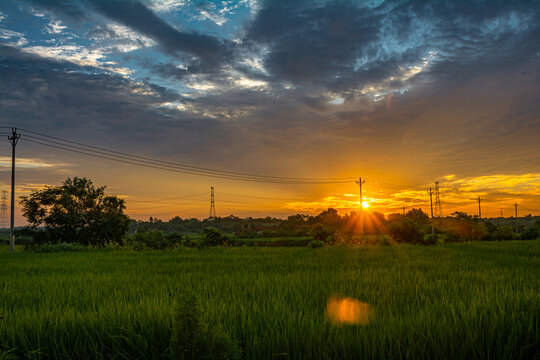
[490,225,516,241]
[311,225,334,244]
[201,228,229,247]
[309,240,324,248]
[27,242,87,253]
[423,234,439,246]
[443,232,462,243]
[170,293,240,360]
[130,231,186,250]
[387,217,426,244]
[520,225,539,240]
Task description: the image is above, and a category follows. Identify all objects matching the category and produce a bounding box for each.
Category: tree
[20,177,129,246]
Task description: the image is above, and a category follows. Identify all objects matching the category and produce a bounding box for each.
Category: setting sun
[362,201,370,208]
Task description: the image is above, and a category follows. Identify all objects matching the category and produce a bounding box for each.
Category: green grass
[1,241,539,359]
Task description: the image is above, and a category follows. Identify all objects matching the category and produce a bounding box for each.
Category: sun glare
[362,201,370,208]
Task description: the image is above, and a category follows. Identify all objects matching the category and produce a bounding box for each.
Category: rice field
[1,241,539,359]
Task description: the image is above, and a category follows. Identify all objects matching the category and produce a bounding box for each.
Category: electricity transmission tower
[0,190,8,228]
[209,186,216,219]
[434,180,442,217]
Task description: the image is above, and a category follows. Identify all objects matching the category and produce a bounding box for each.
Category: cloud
[20,44,133,75]
[88,23,156,53]
[90,0,230,68]
[44,19,67,34]
[0,156,61,170]
[244,0,540,97]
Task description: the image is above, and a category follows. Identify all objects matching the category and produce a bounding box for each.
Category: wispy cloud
[20,45,133,75]
[44,19,66,34]
[0,157,62,170]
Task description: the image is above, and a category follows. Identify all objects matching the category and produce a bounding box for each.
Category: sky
[0,0,539,224]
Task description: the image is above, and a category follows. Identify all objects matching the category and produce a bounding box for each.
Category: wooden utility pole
[429,188,434,235]
[514,202,519,232]
[8,128,20,252]
[356,177,365,236]
[477,196,482,218]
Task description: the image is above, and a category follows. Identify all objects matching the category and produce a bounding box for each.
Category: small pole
[514,202,518,232]
[429,188,434,235]
[8,128,20,252]
[477,196,482,218]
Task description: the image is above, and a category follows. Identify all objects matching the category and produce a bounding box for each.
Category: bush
[443,232,462,243]
[387,217,426,244]
[130,231,186,250]
[520,225,539,240]
[27,242,87,253]
[311,225,334,244]
[490,225,516,241]
[423,234,439,245]
[170,293,240,360]
[309,240,324,248]
[201,228,229,247]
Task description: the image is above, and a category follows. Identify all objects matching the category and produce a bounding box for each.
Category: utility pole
[514,202,519,232]
[477,196,482,218]
[428,188,434,235]
[434,180,442,217]
[356,177,365,236]
[402,204,406,216]
[499,209,503,218]
[209,186,216,219]
[8,128,20,252]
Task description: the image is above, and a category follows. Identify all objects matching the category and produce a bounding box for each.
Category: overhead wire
[18,129,356,182]
[20,137,352,184]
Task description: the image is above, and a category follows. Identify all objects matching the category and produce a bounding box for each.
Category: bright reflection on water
[326,297,373,326]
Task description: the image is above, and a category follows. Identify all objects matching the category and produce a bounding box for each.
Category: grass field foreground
[1,241,539,359]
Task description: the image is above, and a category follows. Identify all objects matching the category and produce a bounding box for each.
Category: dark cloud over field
[1,0,539,218]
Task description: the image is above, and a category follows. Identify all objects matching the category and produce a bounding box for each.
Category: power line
[20,137,352,184]
[18,129,356,182]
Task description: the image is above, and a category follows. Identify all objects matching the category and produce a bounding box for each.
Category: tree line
[10,177,540,249]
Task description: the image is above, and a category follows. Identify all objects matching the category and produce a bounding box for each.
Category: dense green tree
[20,177,129,246]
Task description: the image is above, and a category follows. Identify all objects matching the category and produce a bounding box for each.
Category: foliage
[309,240,324,248]
[20,177,129,246]
[489,225,516,241]
[311,224,334,244]
[25,242,87,253]
[386,216,426,244]
[170,293,240,360]
[201,228,229,247]
[423,234,439,245]
[436,212,489,242]
[519,223,540,240]
[130,231,188,250]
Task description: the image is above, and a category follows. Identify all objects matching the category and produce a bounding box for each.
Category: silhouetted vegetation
[170,293,240,360]
[19,177,129,247]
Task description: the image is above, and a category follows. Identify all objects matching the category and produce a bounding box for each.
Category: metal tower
[434,181,442,217]
[209,186,216,219]
[0,190,8,228]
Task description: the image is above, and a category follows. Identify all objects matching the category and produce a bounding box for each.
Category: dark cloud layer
[90,0,230,67]
[1,0,540,192]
